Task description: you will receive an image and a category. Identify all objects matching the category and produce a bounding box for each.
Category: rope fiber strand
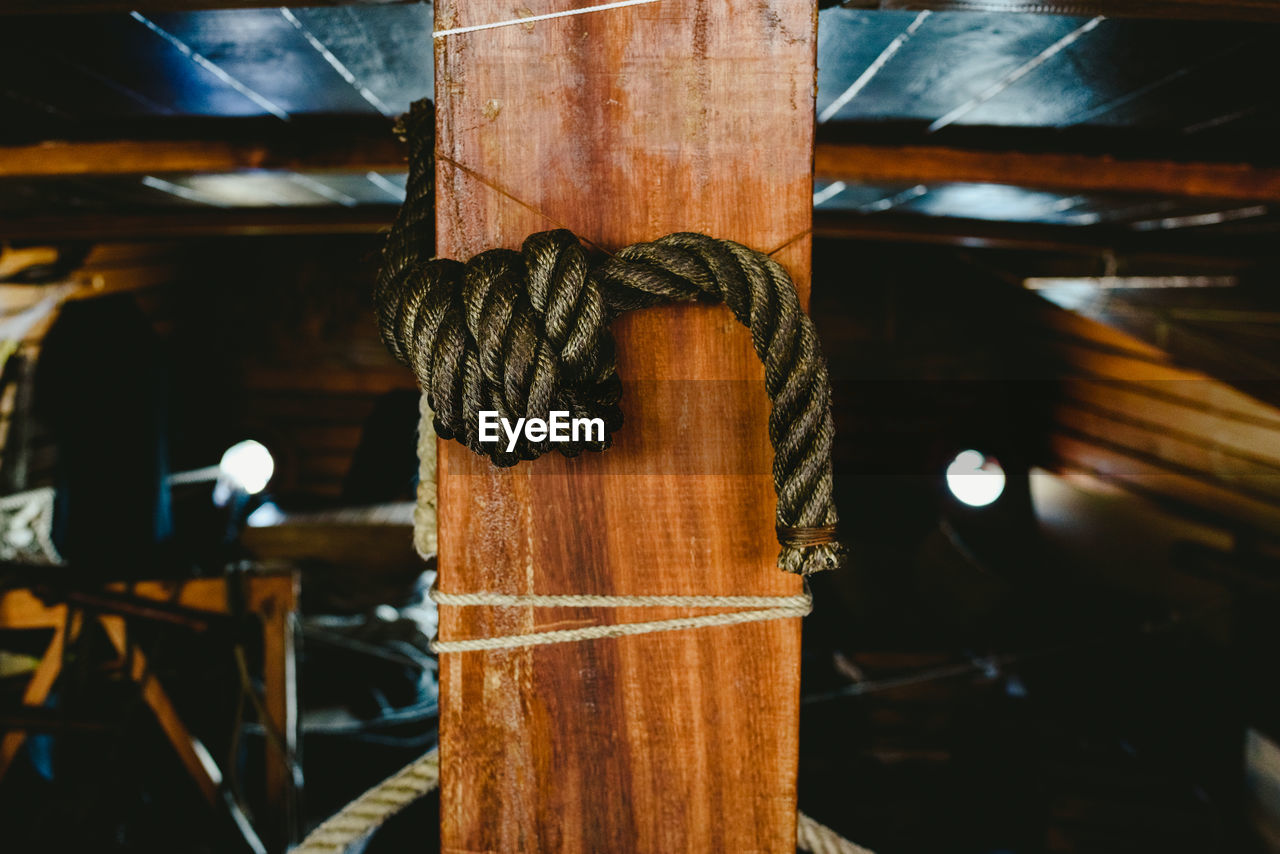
[375,99,843,574]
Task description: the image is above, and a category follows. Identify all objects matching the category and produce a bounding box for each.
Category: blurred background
[0,1,1279,852]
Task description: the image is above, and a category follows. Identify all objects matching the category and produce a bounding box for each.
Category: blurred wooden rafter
[815,143,1280,204]
[4,136,1280,205]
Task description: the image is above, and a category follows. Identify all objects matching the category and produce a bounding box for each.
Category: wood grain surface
[432,2,816,851]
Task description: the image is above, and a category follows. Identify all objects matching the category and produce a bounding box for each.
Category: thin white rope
[428,585,812,653]
[434,588,809,609]
[295,743,875,854]
[433,0,661,39]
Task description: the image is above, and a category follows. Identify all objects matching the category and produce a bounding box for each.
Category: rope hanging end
[394,98,434,143]
[777,525,844,575]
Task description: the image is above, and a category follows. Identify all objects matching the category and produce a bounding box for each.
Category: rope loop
[376,99,843,575]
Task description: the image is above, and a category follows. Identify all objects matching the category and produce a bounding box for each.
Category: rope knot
[376,99,844,575]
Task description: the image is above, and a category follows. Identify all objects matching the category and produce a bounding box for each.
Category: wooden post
[433,2,816,851]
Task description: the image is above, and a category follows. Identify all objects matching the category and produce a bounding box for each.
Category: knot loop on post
[375,99,843,575]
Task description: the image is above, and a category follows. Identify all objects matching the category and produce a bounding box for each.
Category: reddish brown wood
[433,2,815,851]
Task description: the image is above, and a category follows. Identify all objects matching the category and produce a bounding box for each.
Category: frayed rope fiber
[375,99,843,574]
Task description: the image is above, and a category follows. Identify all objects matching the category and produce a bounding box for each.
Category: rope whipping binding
[374,99,843,575]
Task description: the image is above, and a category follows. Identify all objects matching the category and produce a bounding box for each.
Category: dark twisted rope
[375,99,842,575]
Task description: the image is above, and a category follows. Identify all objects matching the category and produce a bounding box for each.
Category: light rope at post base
[296,745,872,854]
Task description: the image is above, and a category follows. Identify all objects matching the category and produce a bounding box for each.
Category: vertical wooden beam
[0,619,69,781]
[434,2,815,852]
[100,616,223,807]
[249,574,300,849]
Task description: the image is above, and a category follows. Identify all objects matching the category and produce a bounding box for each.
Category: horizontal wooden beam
[3,207,1098,246]
[0,0,411,14]
[834,0,1280,23]
[0,133,405,178]
[0,245,57,279]
[4,206,1269,263]
[0,206,398,240]
[815,211,1116,254]
[7,134,1278,211]
[815,142,1280,203]
[813,212,1279,261]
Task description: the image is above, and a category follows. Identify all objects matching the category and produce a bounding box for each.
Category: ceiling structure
[0,2,1276,246]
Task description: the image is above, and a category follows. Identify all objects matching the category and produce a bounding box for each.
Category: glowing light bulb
[219,440,275,495]
[946,449,1005,508]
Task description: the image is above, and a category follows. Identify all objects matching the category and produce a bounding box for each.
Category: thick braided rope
[375,99,842,575]
[295,743,871,854]
[428,586,812,653]
[294,748,439,853]
[797,811,876,854]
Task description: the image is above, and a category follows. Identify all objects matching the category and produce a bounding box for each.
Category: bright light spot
[946,449,1005,507]
[220,440,275,495]
[245,501,285,528]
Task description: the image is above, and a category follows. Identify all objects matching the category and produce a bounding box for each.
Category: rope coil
[375,99,844,574]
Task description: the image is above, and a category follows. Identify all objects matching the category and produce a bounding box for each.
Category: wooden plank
[0,207,398,240]
[0,620,68,781]
[241,522,418,569]
[812,211,1276,262]
[2,204,1269,264]
[836,0,1280,23]
[1036,304,1172,362]
[1049,339,1280,425]
[8,135,1280,207]
[1054,401,1280,501]
[0,135,405,179]
[815,142,1280,203]
[0,245,57,279]
[246,574,299,848]
[1049,433,1280,534]
[1059,378,1280,465]
[433,2,812,851]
